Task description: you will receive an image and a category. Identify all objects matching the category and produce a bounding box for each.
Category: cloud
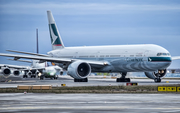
[0,2,180,15]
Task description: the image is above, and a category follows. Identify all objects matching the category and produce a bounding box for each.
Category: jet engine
[67,61,91,79]
[60,71,63,75]
[145,69,167,82]
[2,68,11,77]
[27,71,32,76]
[35,71,40,76]
[13,70,20,76]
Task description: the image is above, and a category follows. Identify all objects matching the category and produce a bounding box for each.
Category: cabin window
[157,53,170,56]
[79,56,88,58]
[89,55,95,58]
[136,55,142,57]
[61,56,73,58]
[110,55,120,57]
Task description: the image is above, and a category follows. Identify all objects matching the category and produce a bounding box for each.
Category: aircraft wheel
[40,76,44,80]
[154,78,161,83]
[74,78,88,82]
[116,78,130,82]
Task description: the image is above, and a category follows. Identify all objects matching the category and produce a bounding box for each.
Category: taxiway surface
[0,93,180,113]
[0,76,180,88]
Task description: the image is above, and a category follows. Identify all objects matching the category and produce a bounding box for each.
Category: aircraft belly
[113,61,155,72]
[108,60,170,72]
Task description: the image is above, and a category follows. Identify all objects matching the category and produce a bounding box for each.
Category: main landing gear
[23,75,28,78]
[116,72,131,82]
[74,78,88,82]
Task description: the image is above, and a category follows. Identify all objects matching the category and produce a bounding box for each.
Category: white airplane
[0,10,180,83]
[0,64,29,78]
[8,59,63,80]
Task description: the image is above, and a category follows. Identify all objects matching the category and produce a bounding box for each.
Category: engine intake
[145,69,167,79]
[13,70,20,76]
[67,61,91,79]
[27,71,32,76]
[3,68,11,76]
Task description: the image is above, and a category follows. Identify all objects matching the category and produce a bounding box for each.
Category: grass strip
[0,85,180,93]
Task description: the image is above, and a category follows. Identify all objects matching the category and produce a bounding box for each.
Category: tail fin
[47,10,64,50]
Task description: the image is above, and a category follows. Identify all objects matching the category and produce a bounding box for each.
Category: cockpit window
[157,53,170,56]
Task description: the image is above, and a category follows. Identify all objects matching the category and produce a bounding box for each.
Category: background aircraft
[8,59,63,80]
[0,64,29,78]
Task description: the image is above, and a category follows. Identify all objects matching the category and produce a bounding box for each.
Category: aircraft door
[144,50,149,57]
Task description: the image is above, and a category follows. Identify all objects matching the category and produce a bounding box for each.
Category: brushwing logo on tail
[49,24,62,46]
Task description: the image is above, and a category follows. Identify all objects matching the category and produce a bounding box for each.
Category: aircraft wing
[6,50,50,57]
[0,64,29,69]
[171,56,180,60]
[21,67,45,72]
[0,53,110,66]
[8,59,32,63]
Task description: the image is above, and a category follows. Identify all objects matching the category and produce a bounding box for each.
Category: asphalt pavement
[0,93,180,113]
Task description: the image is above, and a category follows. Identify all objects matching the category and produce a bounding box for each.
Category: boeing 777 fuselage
[48,44,171,72]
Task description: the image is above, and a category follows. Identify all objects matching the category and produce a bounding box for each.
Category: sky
[0,0,180,68]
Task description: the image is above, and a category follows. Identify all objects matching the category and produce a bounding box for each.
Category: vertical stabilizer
[47,10,64,50]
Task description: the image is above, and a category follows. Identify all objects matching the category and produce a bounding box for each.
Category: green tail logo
[49,24,62,46]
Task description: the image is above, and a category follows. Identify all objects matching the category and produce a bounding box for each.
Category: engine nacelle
[2,68,11,77]
[35,70,40,76]
[27,71,32,76]
[60,71,63,75]
[145,69,167,79]
[67,61,91,79]
[13,70,20,76]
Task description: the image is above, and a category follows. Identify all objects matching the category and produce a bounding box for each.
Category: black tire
[40,76,44,80]
[126,78,131,82]
[116,78,120,82]
[74,78,88,82]
[154,78,161,83]
[116,78,130,82]
[74,79,77,82]
[84,78,88,82]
